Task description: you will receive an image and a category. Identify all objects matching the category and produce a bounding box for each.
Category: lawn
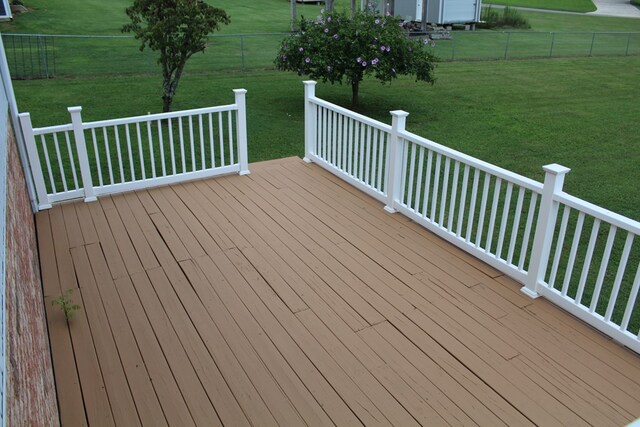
[0,0,345,35]
[15,56,640,222]
[3,0,640,35]
[486,0,597,13]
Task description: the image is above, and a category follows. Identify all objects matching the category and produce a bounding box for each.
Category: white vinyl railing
[303,80,640,353]
[19,89,249,210]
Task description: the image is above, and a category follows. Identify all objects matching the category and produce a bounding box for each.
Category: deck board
[38,157,640,426]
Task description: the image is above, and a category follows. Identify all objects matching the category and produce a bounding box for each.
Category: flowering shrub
[275,8,437,106]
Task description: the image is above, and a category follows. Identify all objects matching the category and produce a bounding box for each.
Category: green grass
[486,0,597,13]
[15,57,640,222]
[0,0,352,35]
[4,0,639,35]
[515,9,640,31]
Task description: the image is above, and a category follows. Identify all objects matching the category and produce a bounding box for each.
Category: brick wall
[4,122,59,425]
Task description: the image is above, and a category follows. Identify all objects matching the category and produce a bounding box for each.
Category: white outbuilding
[372,0,483,25]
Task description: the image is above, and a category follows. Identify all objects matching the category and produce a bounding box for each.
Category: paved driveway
[589,0,640,17]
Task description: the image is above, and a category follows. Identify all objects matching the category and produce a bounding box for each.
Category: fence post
[504,32,511,59]
[68,107,97,203]
[522,163,571,298]
[303,80,317,163]
[451,37,456,61]
[384,110,409,213]
[240,35,246,71]
[589,32,596,56]
[18,113,51,210]
[233,89,250,175]
[549,32,556,57]
[626,33,631,56]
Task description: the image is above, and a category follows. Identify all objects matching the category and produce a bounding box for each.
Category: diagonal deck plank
[38,157,640,426]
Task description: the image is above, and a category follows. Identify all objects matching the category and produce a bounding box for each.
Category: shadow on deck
[37,157,640,426]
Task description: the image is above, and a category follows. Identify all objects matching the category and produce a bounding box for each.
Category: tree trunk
[325,0,334,12]
[351,81,359,107]
[162,95,172,113]
[421,0,428,32]
[350,0,356,17]
[162,62,186,113]
[291,0,297,31]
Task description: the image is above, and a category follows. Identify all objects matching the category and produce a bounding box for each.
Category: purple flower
[299,47,304,52]
[356,57,362,63]
[399,22,405,27]
[371,58,379,65]
[374,19,380,24]
[327,16,332,22]
[423,38,430,45]
[324,28,329,33]
[381,46,386,51]
[305,57,311,63]
[362,61,367,67]
[333,34,339,39]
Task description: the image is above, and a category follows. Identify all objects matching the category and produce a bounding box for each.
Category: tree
[275,9,436,107]
[122,0,230,112]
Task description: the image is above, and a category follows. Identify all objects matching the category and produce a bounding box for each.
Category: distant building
[369,0,482,25]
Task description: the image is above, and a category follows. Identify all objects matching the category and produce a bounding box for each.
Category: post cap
[67,106,82,113]
[303,80,317,86]
[390,110,410,118]
[17,112,30,118]
[543,163,571,175]
[233,88,247,95]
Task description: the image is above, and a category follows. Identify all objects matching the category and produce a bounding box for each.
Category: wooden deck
[37,157,640,426]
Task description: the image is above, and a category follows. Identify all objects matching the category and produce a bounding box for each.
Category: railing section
[19,89,249,209]
[304,81,391,204]
[303,80,640,353]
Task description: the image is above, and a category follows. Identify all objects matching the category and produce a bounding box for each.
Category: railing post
[384,110,409,213]
[68,106,97,203]
[233,89,250,175]
[18,112,51,210]
[303,80,317,163]
[522,163,571,298]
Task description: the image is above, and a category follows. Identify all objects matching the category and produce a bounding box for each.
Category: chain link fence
[3,31,640,80]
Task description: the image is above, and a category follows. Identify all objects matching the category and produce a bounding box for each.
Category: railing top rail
[400,129,544,193]
[82,103,236,130]
[31,123,73,136]
[555,191,640,235]
[310,97,393,133]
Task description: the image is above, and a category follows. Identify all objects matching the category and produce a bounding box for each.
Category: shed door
[443,0,477,23]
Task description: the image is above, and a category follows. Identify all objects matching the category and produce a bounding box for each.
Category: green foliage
[52,289,81,320]
[275,9,436,106]
[479,6,531,29]
[632,0,640,7]
[122,0,230,111]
